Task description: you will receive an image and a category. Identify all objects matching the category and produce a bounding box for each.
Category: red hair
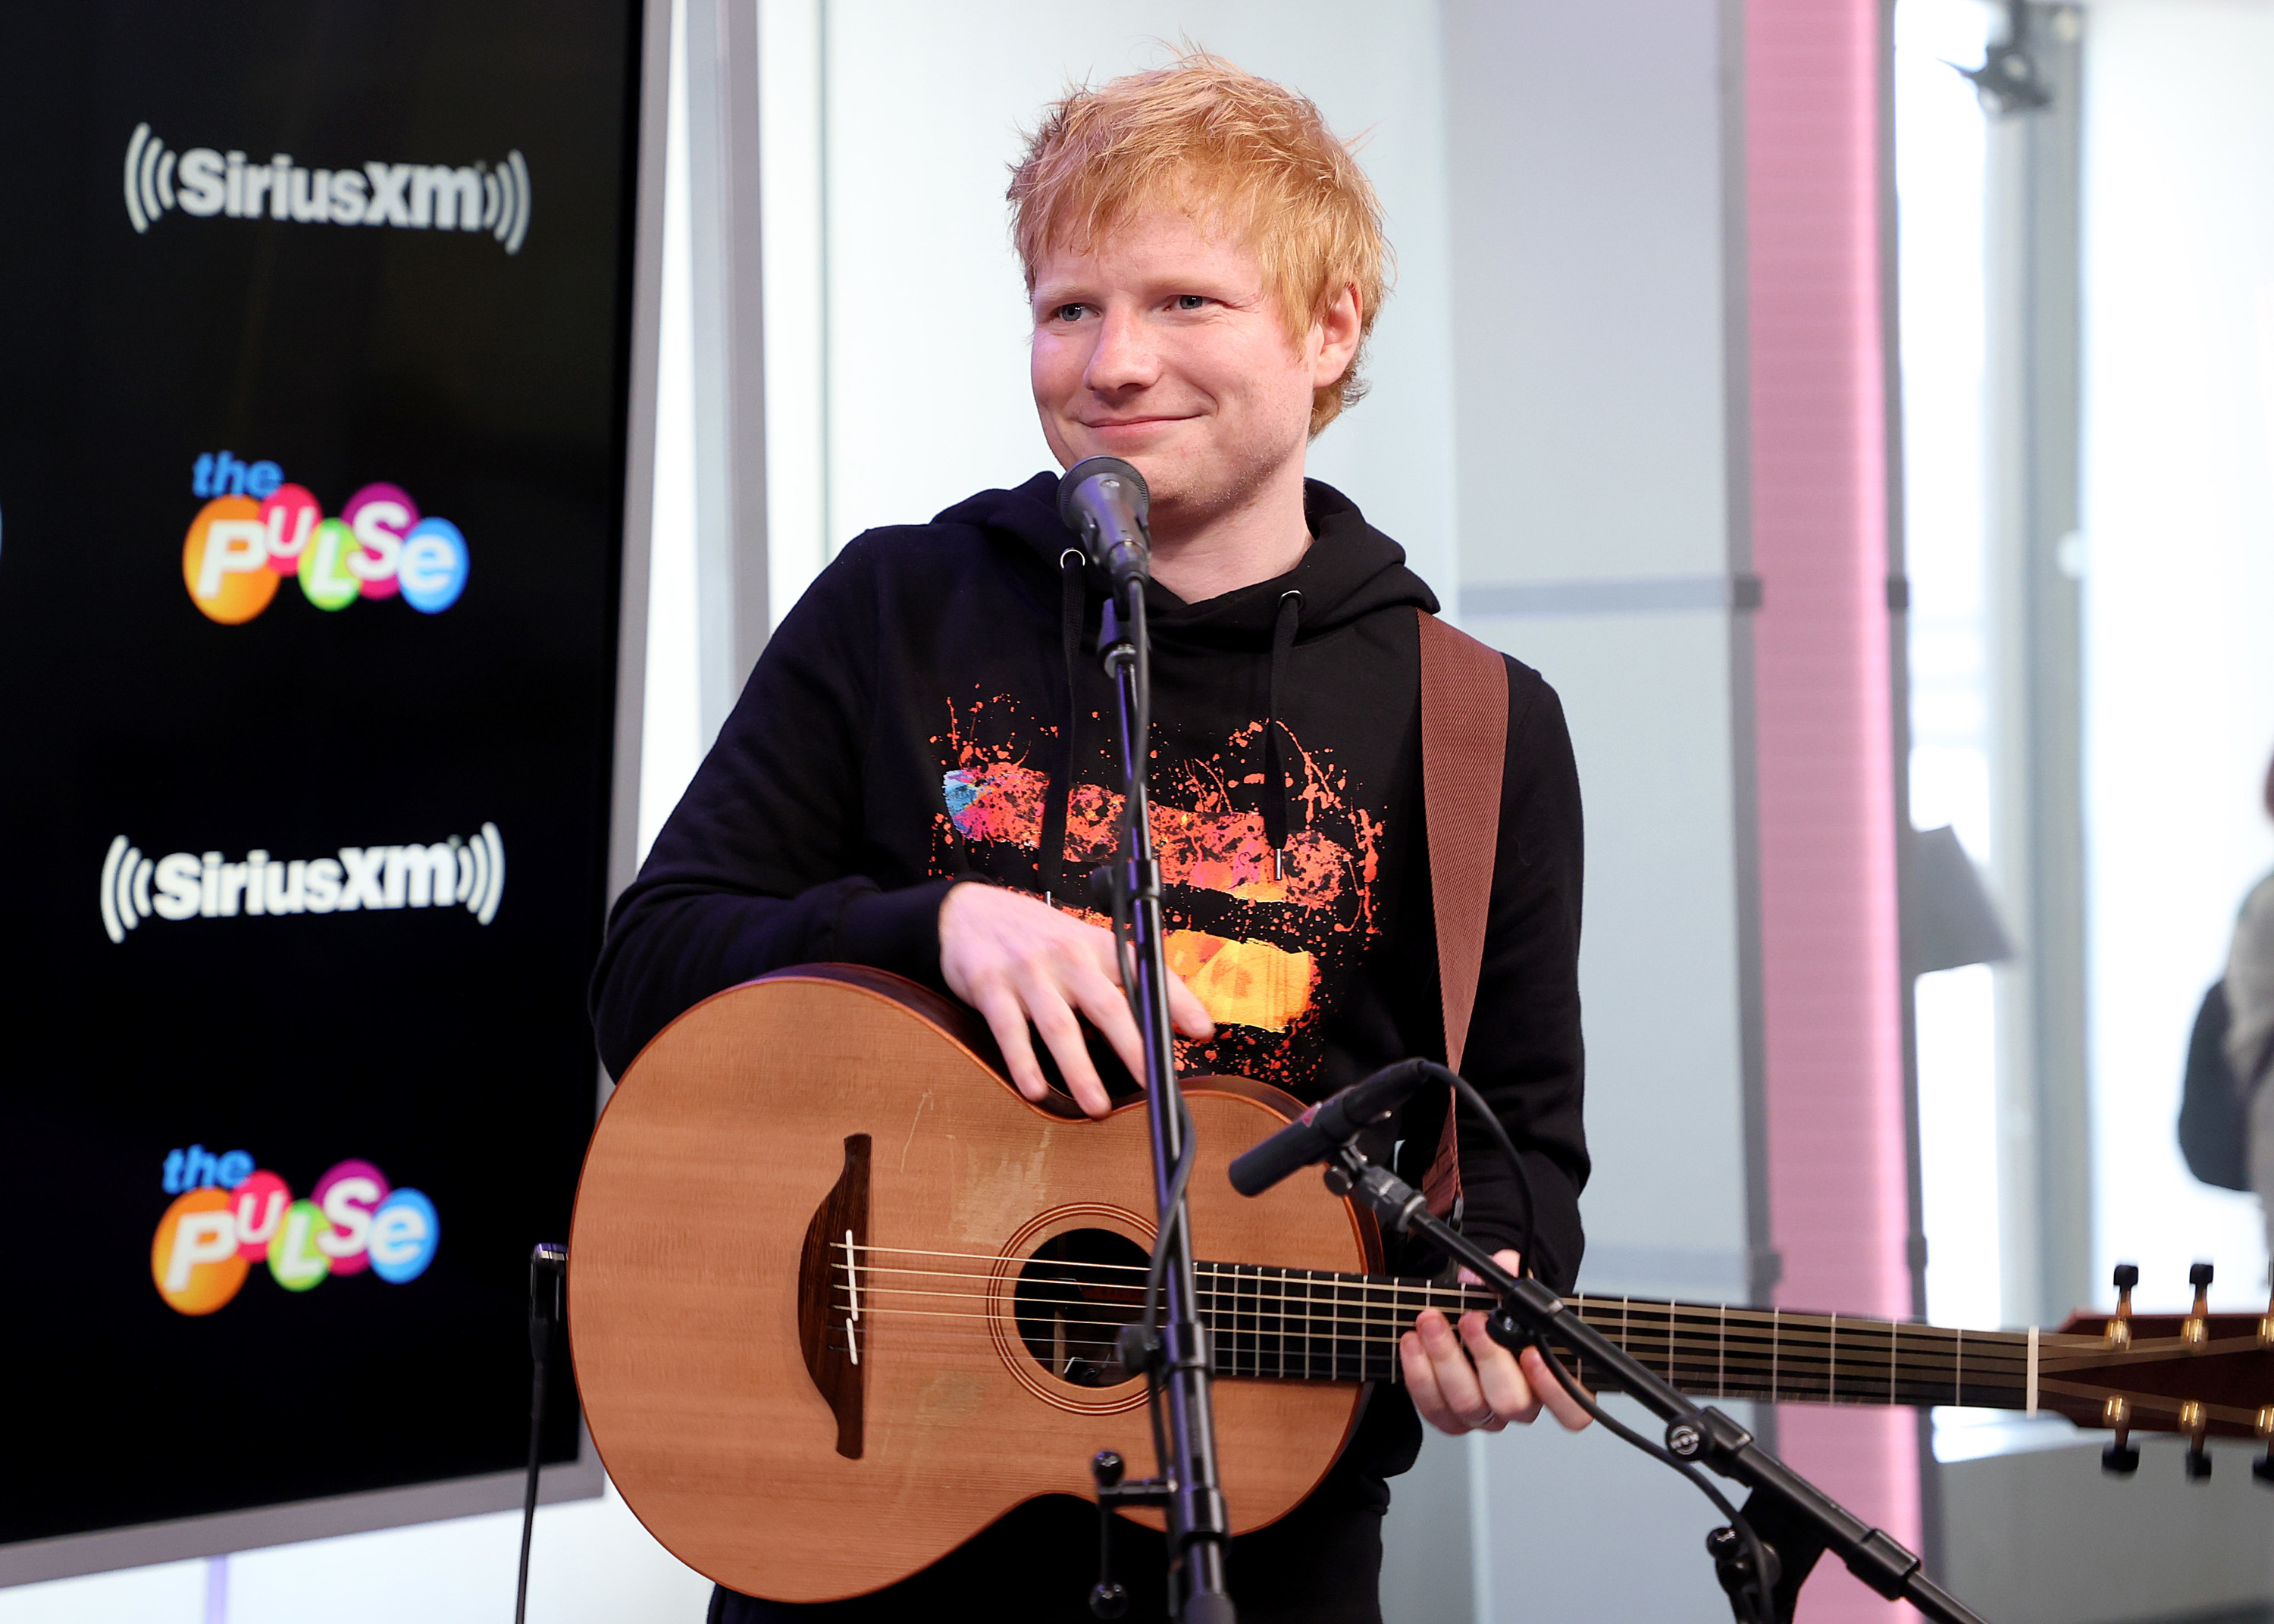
[1008,51,1389,437]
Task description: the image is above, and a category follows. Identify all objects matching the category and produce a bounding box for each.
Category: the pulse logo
[151,1145,439,1316]
[125,124,531,254]
[183,455,468,624]
[99,825,505,945]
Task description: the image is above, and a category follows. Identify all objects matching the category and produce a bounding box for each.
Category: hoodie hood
[931,471,1442,881]
[932,471,1440,643]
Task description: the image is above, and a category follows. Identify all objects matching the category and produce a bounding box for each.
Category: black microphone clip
[1057,455,1152,597]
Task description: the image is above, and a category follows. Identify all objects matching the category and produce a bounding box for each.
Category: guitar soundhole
[1013,1228,1148,1388]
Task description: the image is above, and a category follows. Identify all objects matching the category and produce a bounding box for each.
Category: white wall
[2079,0,2274,1310]
[1437,4,1757,1620]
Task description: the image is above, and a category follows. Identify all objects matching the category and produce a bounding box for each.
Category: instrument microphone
[1057,455,1151,594]
[1228,1059,1448,1197]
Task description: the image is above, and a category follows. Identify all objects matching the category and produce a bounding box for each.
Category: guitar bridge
[797,1134,870,1458]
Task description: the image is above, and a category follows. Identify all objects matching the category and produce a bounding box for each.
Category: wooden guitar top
[568,968,1374,1604]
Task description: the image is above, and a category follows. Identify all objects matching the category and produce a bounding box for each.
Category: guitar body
[569,967,1377,1604]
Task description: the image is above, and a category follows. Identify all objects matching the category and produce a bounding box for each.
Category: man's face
[1029,207,1347,536]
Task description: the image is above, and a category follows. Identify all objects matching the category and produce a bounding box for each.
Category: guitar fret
[1301,1271,1314,1381]
[1249,1264,1261,1381]
[1219,1255,1237,1373]
[1273,1267,1286,1379]
[1389,1280,1402,1382]
[1218,1264,1233,1379]
[1251,1267,1263,1379]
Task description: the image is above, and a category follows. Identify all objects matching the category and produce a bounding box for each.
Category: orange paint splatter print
[929,691,1388,1091]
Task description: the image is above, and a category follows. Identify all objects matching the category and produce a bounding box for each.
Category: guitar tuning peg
[2184,1263,2213,1348]
[2101,1394,2139,1475]
[2106,1263,2139,1349]
[2182,1400,2212,1481]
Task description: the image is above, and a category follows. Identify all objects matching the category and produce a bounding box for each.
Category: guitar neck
[1195,1263,2052,1412]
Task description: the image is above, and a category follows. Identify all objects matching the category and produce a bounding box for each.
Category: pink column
[1745,2,1918,1616]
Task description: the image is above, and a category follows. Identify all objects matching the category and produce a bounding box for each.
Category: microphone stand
[1084,584,1238,1624]
[1316,1141,1990,1624]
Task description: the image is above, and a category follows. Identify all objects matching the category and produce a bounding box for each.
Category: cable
[515,1244,567,1624]
[514,1353,545,1624]
[1139,1099,1195,1342]
[1444,1075,1768,1619]
[1528,1346,1774,1624]
[1447,1069,1537,1282]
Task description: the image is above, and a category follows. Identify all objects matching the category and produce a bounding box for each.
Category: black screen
[0,1,641,1542]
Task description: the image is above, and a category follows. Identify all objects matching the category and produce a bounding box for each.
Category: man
[593,52,1590,1624]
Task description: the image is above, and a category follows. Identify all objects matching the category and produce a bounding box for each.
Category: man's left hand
[1400,1249,1594,1436]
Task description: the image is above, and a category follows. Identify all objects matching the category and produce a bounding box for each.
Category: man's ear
[1311,281,1364,386]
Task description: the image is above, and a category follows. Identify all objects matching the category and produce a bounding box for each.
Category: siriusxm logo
[99,825,505,945]
[124,124,531,254]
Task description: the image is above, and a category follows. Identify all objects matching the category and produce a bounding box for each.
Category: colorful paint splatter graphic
[930,695,1386,1090]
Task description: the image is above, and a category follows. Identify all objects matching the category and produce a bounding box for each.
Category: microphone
[1057,455,1151,594]
[1228,1059,1446,1197]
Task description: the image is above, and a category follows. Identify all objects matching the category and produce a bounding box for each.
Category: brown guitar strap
[1416,609,1509,1218]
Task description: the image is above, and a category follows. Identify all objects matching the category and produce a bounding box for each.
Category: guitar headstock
[2046,1262,2274,1483]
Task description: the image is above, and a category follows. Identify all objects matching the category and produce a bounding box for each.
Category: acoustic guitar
[568,967,2274,1604]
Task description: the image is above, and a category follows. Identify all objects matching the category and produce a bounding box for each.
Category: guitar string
[827,1273,2044,1371]
[822,1295,2038,1391]
[813,1323,1947,1385]
[818,1328,1404,1374]
[826,1252,2059,1403]
[836,1245,2048,1350]
[823,1273,2047,1364]
[835,1277,2035,1360]
[809,1334,1999,1406]
[823,1274,2051,1372]
[810,1315,2031,1394]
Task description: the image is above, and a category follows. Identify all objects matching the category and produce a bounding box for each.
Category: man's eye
[1053,303,1088,322]
[1175,295,1207,311]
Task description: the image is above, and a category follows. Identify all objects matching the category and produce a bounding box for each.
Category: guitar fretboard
[1193,1263,2050,1410]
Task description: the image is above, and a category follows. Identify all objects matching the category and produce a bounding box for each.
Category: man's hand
[938,881,1214,1119]
[1401,1249,1593,1437]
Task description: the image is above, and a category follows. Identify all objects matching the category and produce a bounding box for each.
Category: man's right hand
[938,881,1215,1119]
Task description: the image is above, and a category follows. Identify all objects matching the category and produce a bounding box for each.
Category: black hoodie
[590,473,1587,1490]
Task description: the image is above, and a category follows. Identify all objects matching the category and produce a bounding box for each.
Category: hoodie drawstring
[1037,549,1085,906]
[1262,590,1303,878]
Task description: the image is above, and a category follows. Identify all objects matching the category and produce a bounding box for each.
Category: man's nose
[1083,307,1157,393]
